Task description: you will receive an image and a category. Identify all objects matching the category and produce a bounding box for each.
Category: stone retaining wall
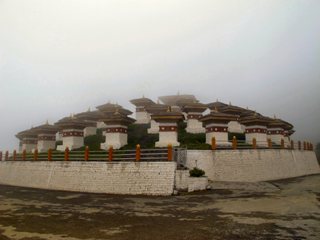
[0,161,176,196]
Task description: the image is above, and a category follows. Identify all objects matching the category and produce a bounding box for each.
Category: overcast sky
[0,0,319,151]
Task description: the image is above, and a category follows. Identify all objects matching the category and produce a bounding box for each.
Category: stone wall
[175,170,208,192]
[0,161,176,196]
[186,149,320,182]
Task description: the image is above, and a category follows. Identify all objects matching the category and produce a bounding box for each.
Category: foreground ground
[0,175,319,240]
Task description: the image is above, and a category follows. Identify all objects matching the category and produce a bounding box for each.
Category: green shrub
[189,167,205,177]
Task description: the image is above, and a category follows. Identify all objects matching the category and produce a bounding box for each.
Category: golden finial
[167,106,172,112]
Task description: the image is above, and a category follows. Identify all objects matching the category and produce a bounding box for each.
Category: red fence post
[310,143,314,151]
[268,139,272,149]
[211,137,216,150]
[291,140,294,150]
[232,136,237,150]
[48,149,52,161]
[13,150,17,161]
[5,151,9,161]
[34,149,38,161]
[136,144,141,161]
[0,151,2,161]
[85,146,89,161]
[167,144,173,161]
[252,138,257,149]
[108,146,113,162]
[22,150,26,160]
[64,147,69,161]
[303,141,307,151]
[280,139,285,149]
[298,141,301,150]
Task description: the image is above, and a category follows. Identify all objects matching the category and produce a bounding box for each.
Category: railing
[0,145,173,162]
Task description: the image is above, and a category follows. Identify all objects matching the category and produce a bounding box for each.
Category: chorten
[33,122,59,152]
[145,103,168,134]
[200,110,238,146]
[182,102,207,133]
[267,117,288,145]
[240,113,270,147]
[151,108,184,147]
[130,97,155,124]
[55,116,87,151]
[15,128,38,153]
[99,111,135,149]
[75,110,104,137]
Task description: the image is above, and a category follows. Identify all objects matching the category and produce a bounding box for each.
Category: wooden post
[84,146,89,161]
[232,136,237,150]
[64,147,69,161]
[136,144,141,161]
[22,150,26,161]
[303,141,307,151]
[298,141,301,150]
[108,146,113,161]
[48,149,52,161]
[34,149,38,161]
[0,151,2,161]
[211,137,216,150]
[310,143,314,151]
[291,140,294,150]
[268,139,272,149]
[280,139,284,149]
[167,144,173,161]
[252,138,257,149]
[5,151,9,161]
[13,150,17,161]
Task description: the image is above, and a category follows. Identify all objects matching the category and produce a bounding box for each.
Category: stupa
[33,122,58,152]
[130,97,155,124]
[181,102,207,133]
[75,109,104,137]
[145,102,168,134]
[15,128,38,153]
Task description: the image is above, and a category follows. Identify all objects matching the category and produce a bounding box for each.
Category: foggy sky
[1,0,320,151]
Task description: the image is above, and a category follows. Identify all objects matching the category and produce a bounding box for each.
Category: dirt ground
[0,174,319,240]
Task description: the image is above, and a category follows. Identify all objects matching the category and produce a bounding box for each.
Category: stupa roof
[145,103,169,114]
[16,128,38,140]
[240,113,271,126]
[100,111,136,126]
[96,103,132,116]
[55,116,87,130]
[200,111,239,125]
[266,117,290,129]
[158,94,197,106]
[33,122,59,135]
[130,97,155,107]
[151,109,185,123]
[206,101,229,111]
[182,102,207,113]
[75,110,104,121]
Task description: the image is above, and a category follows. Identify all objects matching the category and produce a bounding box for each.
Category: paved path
[0,174,319,240]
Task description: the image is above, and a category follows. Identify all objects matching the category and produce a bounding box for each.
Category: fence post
[136,144,141,161]
[280,139,284,149]
[211,137,216,150]
[13,150,17,161]
[291,140,294,150]
[310,143,314,151]
[252,138,257,149]
[22,150,26,160]
[64,147,69,161]
[48,149,52,161]
[0,151,2,161]
[34,149,38,161]
[268,139,272,149]
[303,141,307,151]
[298,141,301,150]
[85,146,89,161]
[167,144,173,161]
[5,151,9,161]
[232,136,237,150]
[108,146,113,161]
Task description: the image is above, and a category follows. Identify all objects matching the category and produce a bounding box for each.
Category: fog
[0,0,319,151]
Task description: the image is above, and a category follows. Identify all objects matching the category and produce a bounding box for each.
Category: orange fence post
[48,149,52,161]
[291,140,294,150]
[167,144,173,161]
[211,137,216,150]
[0,151,2,161]
[252,138,257,149]
[268,139,272,149]
[298,141,301,150]
[64,147,69,161]
[280,139,285,149]
[33,149,38,161]
[5,151,9,161]
[232,136,237,150]
[108,146,113,161]
[310,143,314,151]
[136,144,141,161]
[13,150,17,161]
[84,146,89,161]
[303,141,307,151]
[22,150,26,160]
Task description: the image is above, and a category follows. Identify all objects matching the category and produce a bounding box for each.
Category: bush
[189,167,205,177]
